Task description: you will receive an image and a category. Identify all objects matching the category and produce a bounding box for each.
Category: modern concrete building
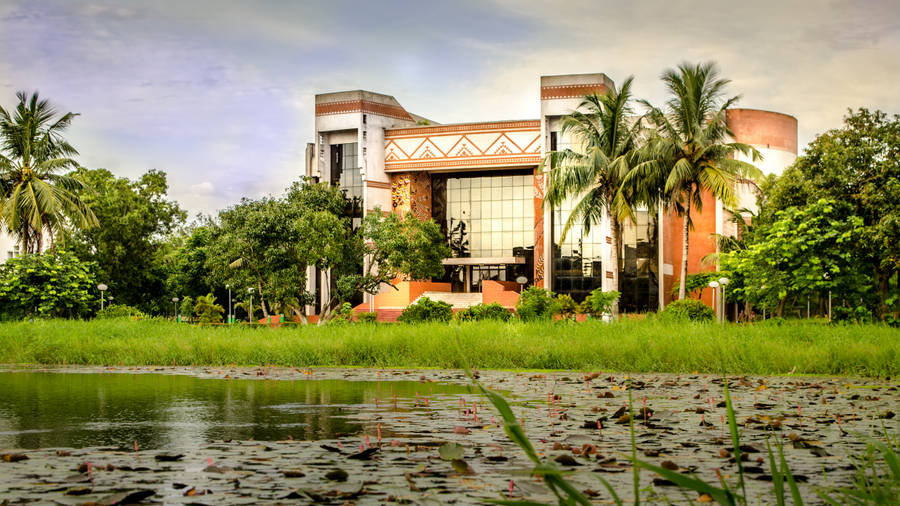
[304,73,797,320]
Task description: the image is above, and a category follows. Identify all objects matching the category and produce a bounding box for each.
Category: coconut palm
[543,76,643,317]
[628,62,761,300]
[0,91,97,254]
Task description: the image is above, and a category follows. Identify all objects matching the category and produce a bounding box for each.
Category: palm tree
[0,91,97,254]
[628,62,761,300]
[543,76,643,317]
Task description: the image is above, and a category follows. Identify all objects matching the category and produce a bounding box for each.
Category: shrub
[398,297,453,323]
[515,287,558,322]
[0,251,95,319]
[193,293,224,324]
[330,302,355,324]
[661,298,715,322]
[96,304,146,319]
[581,289,620,317]
[357,311,379,323]
[455,302,512,322]
[555,294,578,320]
[832,305,874,324]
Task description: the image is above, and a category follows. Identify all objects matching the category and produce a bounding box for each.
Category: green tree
[323,208,449,322]
[543,77,642,317]
[60,168,186,313]
[0,92,97,253]
[761,109,900,317]
[630,62,761,300]
[722,199,868,317]
[0,250,95,319]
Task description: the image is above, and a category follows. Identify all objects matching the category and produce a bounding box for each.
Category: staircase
[412,292,483,309]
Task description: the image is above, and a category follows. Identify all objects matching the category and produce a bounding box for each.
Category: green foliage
[758,109,900,318]
[96,304,145,319]
[661,298,715,322]
[0,91,98,254]
[61,168,186,314]
[723,199,869,316]
[330,302,355,323]
[397,297,453,323]
[193,293,224,324]
[454,302,511,322]
[632,62,762,300]
[357,311,378,324]
[580,288,620,316]
[178,296,194,318]
[555,294,578,319]
[0,251,95,319]
[515,287,558,321]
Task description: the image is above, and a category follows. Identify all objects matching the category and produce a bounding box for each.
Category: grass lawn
[0,318,897,377]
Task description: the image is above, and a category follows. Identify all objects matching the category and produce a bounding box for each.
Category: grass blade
[722,375,747,502]
[631,459,736,505]
[778,439,804,506]
[766,438,785,506]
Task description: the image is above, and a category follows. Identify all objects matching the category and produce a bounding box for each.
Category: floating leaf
[438,443,464,461]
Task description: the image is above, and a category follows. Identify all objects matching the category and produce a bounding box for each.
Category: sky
[1,0,898,216]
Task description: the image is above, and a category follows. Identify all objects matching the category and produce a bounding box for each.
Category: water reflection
[0,372,474,450]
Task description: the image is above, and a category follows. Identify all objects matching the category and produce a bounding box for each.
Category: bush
[661,298,715,322]
[357,311,379,323]
[96,304,146,319]
[832,305,873,324]
[193,293,224,324]
[555,294,578,319]
[330,302,355,324]
[0,251,95,319]
[398,297,453,323]
[581,289,620,317]
[455,302,512,322]
[515,287,558,322]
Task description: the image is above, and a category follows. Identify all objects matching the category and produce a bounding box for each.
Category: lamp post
[248,287,255,323]
[708,281,719,323]
[226,284,232,324]
[718,277,729,324]
[172,297,180,322]
[97,284,108,311]
[823,273,832,321]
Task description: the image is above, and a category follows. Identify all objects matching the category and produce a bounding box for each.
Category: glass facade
[551,203,605,301]
[619,210,659,312]
[330,142,362,226]
[432,170,535,292]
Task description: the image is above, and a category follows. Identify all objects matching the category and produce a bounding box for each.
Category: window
[330,142,362,226]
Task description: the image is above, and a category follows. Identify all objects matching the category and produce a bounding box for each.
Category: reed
[0,318,897,377]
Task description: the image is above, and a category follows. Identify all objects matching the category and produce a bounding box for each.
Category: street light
[97,284,108,311]
[226,284,232,324]
[708,281,719,323]
[823,273,832,321]
[172,297,180,322]
[718,277,729,324]
[248,287,255,323]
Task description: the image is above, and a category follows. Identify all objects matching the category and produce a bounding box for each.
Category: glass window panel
[492,187,501,200]
[470,178,481,189]
[513,185,524,199]
[501,201,512,218]
[502,186,513,200]
[481,201,491,217]
[460,178,470,189]
[513,202,524,218]
[502,233,513,251]
[501,176,513,187]
[471,204,481,219]
[491,201,502,217]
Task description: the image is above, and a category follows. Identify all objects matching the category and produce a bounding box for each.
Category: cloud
[1,0,897,216]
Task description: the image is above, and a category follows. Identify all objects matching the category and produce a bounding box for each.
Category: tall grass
[0,318,897,376]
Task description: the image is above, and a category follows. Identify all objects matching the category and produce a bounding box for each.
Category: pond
[0,371,475,450]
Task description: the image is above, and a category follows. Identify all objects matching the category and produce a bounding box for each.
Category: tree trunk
[257,281,270,320]
[290,305,308,325]
[610,215,621,319]
[776,296,787,318]
[678,188,693,300]
[875,264,888,320]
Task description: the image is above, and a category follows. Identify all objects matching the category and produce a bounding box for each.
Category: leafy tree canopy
[60,168,186,313]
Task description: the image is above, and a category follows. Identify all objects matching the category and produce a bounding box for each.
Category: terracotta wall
[533,171,545,288]
[354,280,452,312]
[725,109,798,153]
[390,172,432,220]
[662,190,718,307]
[482,280,521,308]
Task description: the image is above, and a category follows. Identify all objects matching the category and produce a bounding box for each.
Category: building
[304,73,797,320]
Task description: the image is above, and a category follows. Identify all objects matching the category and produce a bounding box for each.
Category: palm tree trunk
[610,215,621,318]
[678,188,693,300]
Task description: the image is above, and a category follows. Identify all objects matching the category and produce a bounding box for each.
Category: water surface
[0,371,473,450]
